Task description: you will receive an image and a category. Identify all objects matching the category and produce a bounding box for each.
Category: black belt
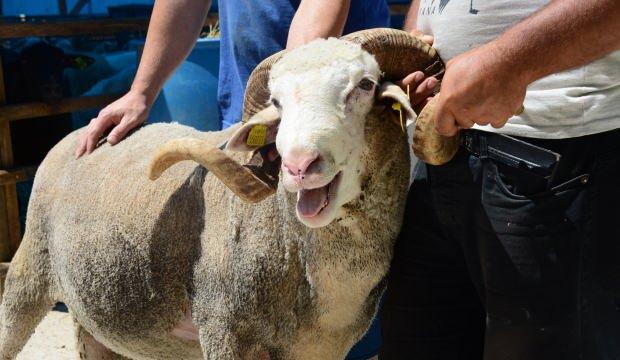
[460,129,561,180]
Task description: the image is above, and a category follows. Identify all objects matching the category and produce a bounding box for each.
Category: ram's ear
[226,105,280,152]
[377,82,416,127]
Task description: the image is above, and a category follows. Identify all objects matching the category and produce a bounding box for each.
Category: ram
[0,29,447,359]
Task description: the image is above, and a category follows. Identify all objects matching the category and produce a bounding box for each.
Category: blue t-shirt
[217,2,389,358]
[218,0,390,128]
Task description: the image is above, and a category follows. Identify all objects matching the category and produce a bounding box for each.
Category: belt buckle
[460,130,479,157]
[460,130,562,186]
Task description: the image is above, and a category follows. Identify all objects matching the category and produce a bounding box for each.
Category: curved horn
[341,28,444,82]
[342,28,459,164]
[241,51,287,123]
[241,29,444,124]
[411,94,460,165]
[149,138,276,203]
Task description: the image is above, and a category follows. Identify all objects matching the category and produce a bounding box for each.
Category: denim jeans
[380,129,620,360]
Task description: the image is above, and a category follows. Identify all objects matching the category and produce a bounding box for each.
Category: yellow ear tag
[392,102,405,133]
[246,124,268,147]
[391,85,410,133]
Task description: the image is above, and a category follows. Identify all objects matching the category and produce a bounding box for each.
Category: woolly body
[0,38,411,360]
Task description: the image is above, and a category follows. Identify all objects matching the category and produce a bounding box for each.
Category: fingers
[409,29,434,45]
[75,111,116,158]
[107,116,134,145]
[490,116,510,129]
[86,114,114,154]
[75,135,87,158]
[398,71,438,113]
[434,98,459,137]
[397,71,424,88]
[75,90,152,158]
[411,77,437,105]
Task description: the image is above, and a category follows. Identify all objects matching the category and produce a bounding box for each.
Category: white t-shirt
[417,0,620,139]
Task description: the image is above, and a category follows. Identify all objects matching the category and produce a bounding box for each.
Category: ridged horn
[241,29,445,123]
[412,94,460,165]
[342,28,459,165]
[341,28,445,82]
[149,138,276,203]
[241,51,287,123]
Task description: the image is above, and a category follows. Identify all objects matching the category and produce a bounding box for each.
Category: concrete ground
[17,311,76,360]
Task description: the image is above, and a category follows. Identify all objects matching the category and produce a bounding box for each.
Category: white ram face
[269,38,381,228]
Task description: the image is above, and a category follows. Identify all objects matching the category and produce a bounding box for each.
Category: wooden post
[58,0,68,15]
[69,0,90,15]
[0,56,20,260]
[0,15,220,261]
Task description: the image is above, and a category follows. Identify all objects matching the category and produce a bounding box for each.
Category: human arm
[398,0,437,111]
[435,0,620,136]
[286,0,351,49]
[75,0,211,157]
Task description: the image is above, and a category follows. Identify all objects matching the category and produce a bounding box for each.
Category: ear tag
[246,124,268,147]
[74,57,88,70]
[392,102,405,133]
[391,85,410,133]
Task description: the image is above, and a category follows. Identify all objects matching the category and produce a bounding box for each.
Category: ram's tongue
[297,185,328,217]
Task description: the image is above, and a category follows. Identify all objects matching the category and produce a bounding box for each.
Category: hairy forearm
[131,0,210,102]
[287,0,351,48]
[403,0,420,32]
[495,0,620,85]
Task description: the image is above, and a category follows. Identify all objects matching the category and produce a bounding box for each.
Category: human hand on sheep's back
[75,90,152,158]
[399,29,438,114]
[433,41,528,136]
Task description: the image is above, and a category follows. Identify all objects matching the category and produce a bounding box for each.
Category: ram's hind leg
[0,232,54,359]
[74,320,130,360]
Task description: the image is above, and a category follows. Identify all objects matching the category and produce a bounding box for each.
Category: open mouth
[297,172,342,219]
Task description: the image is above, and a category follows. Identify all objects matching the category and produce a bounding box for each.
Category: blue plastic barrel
[71,38,221,132]
[147,38,221,131]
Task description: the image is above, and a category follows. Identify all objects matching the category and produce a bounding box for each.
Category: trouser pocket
[477,160,590,359]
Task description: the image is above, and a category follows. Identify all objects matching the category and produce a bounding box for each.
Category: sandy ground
[16,311,379,360]
[17,311,76,360]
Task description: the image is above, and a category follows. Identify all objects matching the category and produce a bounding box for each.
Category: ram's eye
[271,98,281,109]
[358,78,375,91]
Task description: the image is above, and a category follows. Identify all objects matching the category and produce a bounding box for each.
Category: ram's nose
[282,150,319,177]
[281,149,324,189]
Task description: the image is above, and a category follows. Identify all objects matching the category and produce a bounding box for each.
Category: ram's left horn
[149,138,276,203]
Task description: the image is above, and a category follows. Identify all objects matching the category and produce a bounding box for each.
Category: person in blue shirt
[74,1,389,359]
[75,0,389,151]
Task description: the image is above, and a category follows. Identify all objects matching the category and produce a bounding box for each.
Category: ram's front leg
[199,325,242,360]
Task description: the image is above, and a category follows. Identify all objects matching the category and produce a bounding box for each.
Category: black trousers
[379,129,620,360]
